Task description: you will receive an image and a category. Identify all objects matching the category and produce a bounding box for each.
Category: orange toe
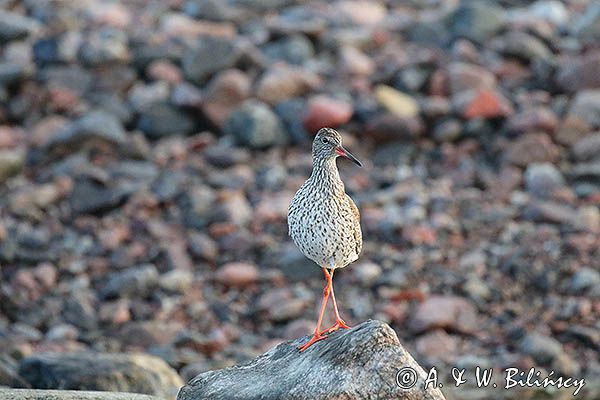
[298,333,327,352]
[322,319,351,335]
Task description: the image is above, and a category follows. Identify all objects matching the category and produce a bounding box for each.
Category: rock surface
[0,389,162,400]
[18,353,182,399]
[177,320,446,400]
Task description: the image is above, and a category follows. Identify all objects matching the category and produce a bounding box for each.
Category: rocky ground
[0,0,599,398]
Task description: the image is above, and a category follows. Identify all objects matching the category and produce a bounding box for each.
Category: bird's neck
[310,157,345,194]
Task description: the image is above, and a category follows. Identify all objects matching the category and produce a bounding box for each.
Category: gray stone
[0,389,162,400]
[262,34,314,65]
[101,264,159,299]
[572,133,600,161]
[524,163,565,199]
[47,111,127,151]
[519,333,564,365]
[573,3,600,46]
[448,2,506,44]
[182,37,243,84]
[137,103,196,139]
[571,267,600,292]
[0,11,41,43]
[223,100,286,149]
[18,352,182,399]
[178,320,446,400]
[568,90,600,127]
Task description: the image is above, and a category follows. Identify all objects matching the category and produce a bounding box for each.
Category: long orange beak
[335,146,362,167]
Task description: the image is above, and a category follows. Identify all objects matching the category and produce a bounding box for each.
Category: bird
[288,127,363,352]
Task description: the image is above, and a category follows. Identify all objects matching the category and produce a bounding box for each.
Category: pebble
[0,10,41,43]
[409,295,478,334]
[505,132,560,167]
[447,62,497,95]
[183,36,243,84]
[101,264,159,299]
[202,69,251,127]
[223,100,286,148]
[374,85,420,118]
[570,267,600,292]
[0,148,25,183]
[137,102,196,139]
[255,65,321,105]
[449,2,506,43]
[303,95,353,134]
[519,332,564,365]
[262,35,314,65]
[215,262,260,287]
[524,163,565,199]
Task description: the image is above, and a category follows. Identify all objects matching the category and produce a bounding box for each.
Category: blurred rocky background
[0,0,598,399]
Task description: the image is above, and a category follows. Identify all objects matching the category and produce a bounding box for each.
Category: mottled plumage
[288,128,362,269]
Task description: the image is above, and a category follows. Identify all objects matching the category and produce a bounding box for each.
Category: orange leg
[323,269,350,334]
[298,268,332,351]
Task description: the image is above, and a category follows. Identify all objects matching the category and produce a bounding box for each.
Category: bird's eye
[321,137,329,144]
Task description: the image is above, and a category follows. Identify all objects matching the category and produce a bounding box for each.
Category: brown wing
[346,194,363,257]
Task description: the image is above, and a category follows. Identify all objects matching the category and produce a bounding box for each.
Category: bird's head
[312,128,362,167]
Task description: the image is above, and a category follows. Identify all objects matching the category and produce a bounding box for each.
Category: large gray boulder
[18,352,183,399]
[178,320,446,400]
[0,389,162,400]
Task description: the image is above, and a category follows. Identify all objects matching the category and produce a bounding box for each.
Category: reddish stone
[303,96,353,134]
[463,89,513,119]
[215,262,260,287]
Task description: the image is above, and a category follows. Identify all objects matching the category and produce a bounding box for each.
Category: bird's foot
[298,332,327,352]
[322,319,350,335]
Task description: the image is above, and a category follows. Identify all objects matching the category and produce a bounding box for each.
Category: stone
[215,262,259,287]
[183,36,243,84]
[519,333,564,365]
[409,295,478,334]
[567,90,600,127]
[78,29,130,66]
[0,355,28,388]
[366,114,424,143]
[69,179,134,215]
[46,110,127,152]
[223,100,286,148]
[573,3,600,46]
[18,353,182,398]
[255,65,321,105]
[101,264,159,299]
[490,31,552,62]
[570,267,600,292]
[447,62,496,95]
[0,10,41,43]
[178,320,445,400]
[374,85,420,118]
[505,132,560,167]
[137,102,196,139]
[506,107,558,134]
[262,35,314,65]
[572,133,600,161]
[528,0,569,25]
[0,148,25,183]
[302,95,353,134]
[521,201,576,225]
[556,51,600,91]
[448,2,506,44]
[0,389,162,400]
[339,46,375,76]
[337,1,386,25]
[202,69,251,127]
[524,163,565,199]
[461,89,513,119]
